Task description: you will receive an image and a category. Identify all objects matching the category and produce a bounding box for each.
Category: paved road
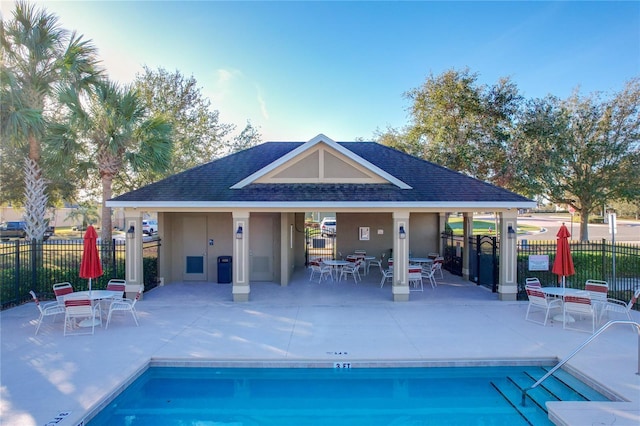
[513,214,640,243]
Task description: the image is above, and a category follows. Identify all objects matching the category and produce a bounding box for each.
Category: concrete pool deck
[1,269,639,425]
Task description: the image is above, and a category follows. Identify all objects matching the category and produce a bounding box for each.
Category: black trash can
[217,256,232,283]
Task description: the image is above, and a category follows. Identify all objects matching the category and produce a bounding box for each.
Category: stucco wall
[335,213,394,260]
[409,213,441,257]
[162,212,233,283]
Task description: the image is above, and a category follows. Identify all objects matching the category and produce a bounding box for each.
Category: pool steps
[491,366,608,425]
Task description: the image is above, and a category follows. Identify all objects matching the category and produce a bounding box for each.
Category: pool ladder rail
[521,320,640,406]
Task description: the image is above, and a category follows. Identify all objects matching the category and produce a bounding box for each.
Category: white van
[320,217,336,237]
[142,219,157,235]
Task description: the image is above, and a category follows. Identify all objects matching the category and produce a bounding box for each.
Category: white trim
[230,134,412,189]
[107,200,536,209]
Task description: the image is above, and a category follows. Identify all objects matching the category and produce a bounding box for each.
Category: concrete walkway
[1,269,639,425]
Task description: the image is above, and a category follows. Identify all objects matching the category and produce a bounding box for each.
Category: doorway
[182,216,207,281]
[250,215,274,281]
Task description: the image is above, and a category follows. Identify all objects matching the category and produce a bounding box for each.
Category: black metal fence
[305,227,337,264]
[517,239,640,306]
[441,232,464,276]
[468,235,499,292]
[0,239,160,309]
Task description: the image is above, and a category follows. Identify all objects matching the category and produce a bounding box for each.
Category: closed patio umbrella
[79,225,103,293]
[551,223,575,289]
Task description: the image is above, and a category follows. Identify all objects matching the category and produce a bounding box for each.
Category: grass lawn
[447,218,538,236]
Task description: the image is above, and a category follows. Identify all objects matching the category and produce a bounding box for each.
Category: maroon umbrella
[79,225,103,292]
[551,223,575,288]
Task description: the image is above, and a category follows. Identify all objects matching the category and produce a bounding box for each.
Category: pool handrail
[521,320,640,406]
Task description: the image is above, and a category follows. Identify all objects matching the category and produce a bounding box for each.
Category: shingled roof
[108,136,534,209]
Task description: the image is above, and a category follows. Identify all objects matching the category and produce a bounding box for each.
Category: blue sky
[4,1,639,141]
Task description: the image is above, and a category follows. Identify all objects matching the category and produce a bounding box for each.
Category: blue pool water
[87,366,608,425]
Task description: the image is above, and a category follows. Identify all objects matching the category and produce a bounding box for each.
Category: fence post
[111,239,117,279]
[602,239,607,283]
[13,240,20,304]
[31,239,37,293]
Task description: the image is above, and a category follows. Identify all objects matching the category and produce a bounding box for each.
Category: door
[250,215,274,282]
[182,216,207,281]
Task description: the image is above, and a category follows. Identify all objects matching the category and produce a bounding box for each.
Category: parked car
[44,225,55,241]
[0,221,27,240]
[142,219,158,235]
[320,217,336,237]
[0,221,55,241]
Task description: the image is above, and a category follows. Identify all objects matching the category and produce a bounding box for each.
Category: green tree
[396,68,522,186]
[56,79,173,242]
[66,201,100,230]
[127,66,233,191]
[513,79,640,240]
[227,120,262,154]
[0,1,101,240]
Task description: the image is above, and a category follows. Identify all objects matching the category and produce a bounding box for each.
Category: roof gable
[231,134,411,189]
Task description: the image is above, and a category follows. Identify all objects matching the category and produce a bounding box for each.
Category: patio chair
[585,279,608,300]
[53,282,74,306]
[339,260,362,283]
[525,277,542,287]
[106,279,126,298]
[433,256,444,279]
[408,267,423,292]
[525,285,563,326]
[64,294,100,336]
[30,290,65,335]
[421,264,437,289]
[427,252,440,259]
[379,263,393,288]
[346,255,366,275]
[309,261,332,283]
[102,279,127,312]
[600,288,640,325]
[106,286,143,329]
[368,254,384,274]
[585,279,608,318]
[563,292,596,333]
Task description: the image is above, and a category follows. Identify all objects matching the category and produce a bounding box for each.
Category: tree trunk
[579,212,590,241]
[28,132,41,164]
[101,174,113,243]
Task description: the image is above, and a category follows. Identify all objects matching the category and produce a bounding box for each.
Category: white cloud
[216,68,239,84]
[256,86,269,120]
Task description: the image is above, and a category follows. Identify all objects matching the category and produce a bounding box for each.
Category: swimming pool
[87,365,609,425]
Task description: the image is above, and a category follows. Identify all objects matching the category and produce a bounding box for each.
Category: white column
[232,211,250,302]
[124,210,143,299]
[392,211,410,302]
[498,211,518,301]
[462,212,474,280]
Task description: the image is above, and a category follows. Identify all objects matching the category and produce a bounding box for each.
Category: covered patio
[109,134,535,302]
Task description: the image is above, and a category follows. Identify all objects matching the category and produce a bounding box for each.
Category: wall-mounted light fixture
[236,225,243,239]
[127,225,135,239]
[399,225,406,239]
[507,225,516,240]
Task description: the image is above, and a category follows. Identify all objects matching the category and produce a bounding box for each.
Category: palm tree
[60,79,173,242]
[1,1,101,240]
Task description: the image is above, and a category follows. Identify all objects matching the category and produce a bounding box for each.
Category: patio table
[323,260,350,280]
[409,257,434,266]
[540,287,589,323]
